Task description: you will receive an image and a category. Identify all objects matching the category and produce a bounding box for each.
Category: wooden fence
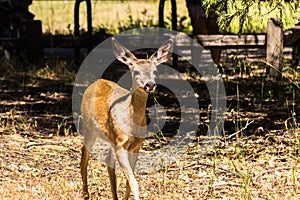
[195,18,300,76]
[19,19,300,76]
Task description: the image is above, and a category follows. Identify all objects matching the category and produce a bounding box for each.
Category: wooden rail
[1,15,299,74]
[196,34,266,49]
[195,18,300,76]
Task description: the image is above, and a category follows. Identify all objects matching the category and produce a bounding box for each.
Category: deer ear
[112,37,138,68]
[150,39,173,65]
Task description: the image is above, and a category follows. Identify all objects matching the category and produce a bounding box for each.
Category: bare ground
[0,130,299,199]
[0,59,299,199]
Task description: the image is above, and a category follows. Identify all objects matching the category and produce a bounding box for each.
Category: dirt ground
[0,57,299,199]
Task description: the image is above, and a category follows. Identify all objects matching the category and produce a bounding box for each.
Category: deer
[80,37,173,200]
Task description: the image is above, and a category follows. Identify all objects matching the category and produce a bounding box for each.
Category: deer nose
[144,81,156,93]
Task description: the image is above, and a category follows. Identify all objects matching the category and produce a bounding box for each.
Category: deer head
[112,37,173,93]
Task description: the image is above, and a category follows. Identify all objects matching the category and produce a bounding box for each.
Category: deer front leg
[106,148,118,200]
[124,152,139,200]
[115,148,140,200]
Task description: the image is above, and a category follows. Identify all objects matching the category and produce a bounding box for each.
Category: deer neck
[130,88,148,126]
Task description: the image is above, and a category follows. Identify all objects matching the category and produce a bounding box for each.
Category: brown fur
[81,78,147,149]
[80,37,173,200]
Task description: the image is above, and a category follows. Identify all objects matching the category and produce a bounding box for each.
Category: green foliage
[97,7,190,35]
[164,15,191,33]
[116,8,157,33]
[96,7,157,34]
[202,0,300,33]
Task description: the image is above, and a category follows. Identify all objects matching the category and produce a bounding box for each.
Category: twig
[26,141,62,148]
[168,160,241,178]
[226,120,254,139]
[212,181,244,188]
[0,149,31,157]
[254,165,300,184]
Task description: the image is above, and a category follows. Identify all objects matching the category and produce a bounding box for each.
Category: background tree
[202,0,300,33]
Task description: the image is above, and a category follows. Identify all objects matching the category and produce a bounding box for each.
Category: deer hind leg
[115,148,140,200]
[124,152,139,200]
[80,131,97,200]
[106,148,118,200]
[80,145,91,200]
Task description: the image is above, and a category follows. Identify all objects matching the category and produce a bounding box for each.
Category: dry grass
[0,129,299,199]
[0,63,299,200]
[0,50,299,199]
[0,134,82,200]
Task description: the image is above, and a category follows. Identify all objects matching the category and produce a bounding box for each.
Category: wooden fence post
[26,20,43,63]
[266,18,283,77]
